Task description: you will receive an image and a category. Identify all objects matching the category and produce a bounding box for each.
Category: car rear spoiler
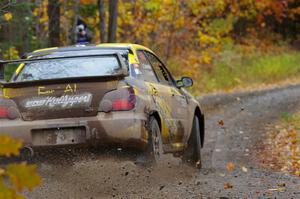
[0,53,129,88]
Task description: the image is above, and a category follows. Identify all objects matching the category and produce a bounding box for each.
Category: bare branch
[0,0,18,13]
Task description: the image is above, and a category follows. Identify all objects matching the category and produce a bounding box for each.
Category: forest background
[0,0,299,94]
[0,1,300,197]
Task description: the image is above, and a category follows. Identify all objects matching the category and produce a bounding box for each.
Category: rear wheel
[145,117,164,164]
[182,115,202,169]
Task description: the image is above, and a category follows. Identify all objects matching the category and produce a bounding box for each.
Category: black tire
[20,147,34,163]
[145,116,164,164]
[182,115,202,169]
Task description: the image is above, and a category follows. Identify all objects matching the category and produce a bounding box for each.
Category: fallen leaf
[268,188,285,192]
[277,183,285,187]
[159,185,165,190]
[241,166,248,172]
[218,120,224,126]
[224,183,233,189]
[226,162,235,172]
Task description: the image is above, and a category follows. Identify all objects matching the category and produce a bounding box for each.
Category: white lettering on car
[23,93,92,109]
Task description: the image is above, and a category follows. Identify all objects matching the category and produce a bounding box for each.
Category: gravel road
[23,84,300,199]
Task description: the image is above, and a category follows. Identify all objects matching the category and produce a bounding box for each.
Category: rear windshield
[14,56,121,82]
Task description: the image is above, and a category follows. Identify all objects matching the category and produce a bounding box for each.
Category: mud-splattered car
[0,44,204,167]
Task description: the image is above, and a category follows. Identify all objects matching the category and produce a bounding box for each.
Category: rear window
[14,56,121,82]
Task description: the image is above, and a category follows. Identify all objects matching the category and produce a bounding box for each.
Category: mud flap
[199,113,205,148]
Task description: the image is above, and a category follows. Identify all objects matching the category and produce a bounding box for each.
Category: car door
[143,51,189,145]
[134,50,174,145]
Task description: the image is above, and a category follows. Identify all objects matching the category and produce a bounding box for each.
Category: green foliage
[281,112,300,130]
[4,64,18,82]
[1,47,20,81]
[280,112,293,121]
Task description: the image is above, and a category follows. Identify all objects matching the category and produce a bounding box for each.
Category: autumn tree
[0,0,299,66]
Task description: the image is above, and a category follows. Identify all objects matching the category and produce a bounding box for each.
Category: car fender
[184,98,204,148]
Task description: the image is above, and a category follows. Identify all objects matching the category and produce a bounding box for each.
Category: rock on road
[24,84,300,199]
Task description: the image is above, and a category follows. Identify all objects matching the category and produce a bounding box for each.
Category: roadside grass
[168,48,300,95]
[260,112,300,176]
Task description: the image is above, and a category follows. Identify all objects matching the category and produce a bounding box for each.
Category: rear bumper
[0,112,148,149]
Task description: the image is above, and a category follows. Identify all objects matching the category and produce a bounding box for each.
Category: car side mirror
[176,77,193,88]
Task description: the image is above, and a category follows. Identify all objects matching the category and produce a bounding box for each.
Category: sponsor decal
[146,83,178,137]
[23,93,92,109]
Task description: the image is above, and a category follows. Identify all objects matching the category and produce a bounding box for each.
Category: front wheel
[182,115,202,169]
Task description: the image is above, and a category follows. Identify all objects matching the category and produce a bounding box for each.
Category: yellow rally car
[0,43,204,167]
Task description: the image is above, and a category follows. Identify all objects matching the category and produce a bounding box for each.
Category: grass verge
[169,48,300,95]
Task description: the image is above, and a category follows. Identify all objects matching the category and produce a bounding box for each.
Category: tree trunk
[72,0,80,44]
[0,64,4,80]
[108,0,118,43]
[47,0,60,47]
[98,0,106,43]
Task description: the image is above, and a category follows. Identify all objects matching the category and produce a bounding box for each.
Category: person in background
[76,23,92,44]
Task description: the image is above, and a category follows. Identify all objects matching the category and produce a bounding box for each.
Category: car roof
[27,43,155,58]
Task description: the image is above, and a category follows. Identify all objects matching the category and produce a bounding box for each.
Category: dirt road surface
[20,84,300,198]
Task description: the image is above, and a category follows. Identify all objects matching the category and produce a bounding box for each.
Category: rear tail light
[99,87,136,112]
[0,107,8,118]
[0,99,20,120]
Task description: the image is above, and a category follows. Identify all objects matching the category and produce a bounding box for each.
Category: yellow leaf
[0,135,23,157]
[6,163,41,192]
[0,168,4,176]
[0,179,25,199]
[3,12,13,21]
[33,8,39,16]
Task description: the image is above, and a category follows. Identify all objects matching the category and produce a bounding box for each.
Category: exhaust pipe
[21,146,34,159]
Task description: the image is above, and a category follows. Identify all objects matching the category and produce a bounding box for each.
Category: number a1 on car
[38,84,77,95]
[64,84,77,93]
